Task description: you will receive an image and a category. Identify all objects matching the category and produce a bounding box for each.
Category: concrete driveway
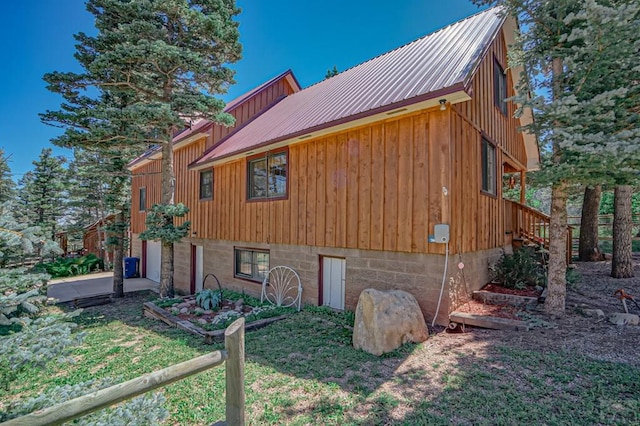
[47,272,159,303]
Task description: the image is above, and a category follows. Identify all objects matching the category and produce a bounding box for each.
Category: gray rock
[179,307,189,314]
[177,302,190,309]
[198,318,208,325]
[235,298,244,308]
[582,308,605,318]
[194,307,205,314]
[353,288,428,356]
[608,313,639,326]
[203,310,214,315]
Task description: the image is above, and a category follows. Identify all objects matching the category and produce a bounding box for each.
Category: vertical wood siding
[130,77,297,234]
[189,109,451,255]
[452,31,527,168]
[449,30,526,254]
[130,160,162,233]
[207,79,298,149]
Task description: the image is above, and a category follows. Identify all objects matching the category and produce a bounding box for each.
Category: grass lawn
[4,291,640,425]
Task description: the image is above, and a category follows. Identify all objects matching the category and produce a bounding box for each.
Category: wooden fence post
[225,317,245,426]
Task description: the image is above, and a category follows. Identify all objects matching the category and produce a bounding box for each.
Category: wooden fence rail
[1,317,245,426]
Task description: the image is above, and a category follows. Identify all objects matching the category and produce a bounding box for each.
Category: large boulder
[353,288,429,356]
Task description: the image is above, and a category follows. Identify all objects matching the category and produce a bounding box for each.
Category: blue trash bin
[124,257,140,279]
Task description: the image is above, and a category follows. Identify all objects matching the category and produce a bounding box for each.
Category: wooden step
[472,290,538,307]
[449,312,530,331]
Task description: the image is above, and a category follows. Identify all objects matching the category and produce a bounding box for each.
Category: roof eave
[190,86,470,170]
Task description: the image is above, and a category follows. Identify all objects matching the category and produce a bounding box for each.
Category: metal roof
[193,7,505,166]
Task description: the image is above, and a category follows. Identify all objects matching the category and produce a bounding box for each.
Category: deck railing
[505,199,573,264]
[1,317,246,426]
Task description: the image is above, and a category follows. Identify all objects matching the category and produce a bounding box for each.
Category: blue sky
[0,0,484,179]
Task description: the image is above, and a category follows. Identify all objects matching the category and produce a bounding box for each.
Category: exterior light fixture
[439,99,447,111]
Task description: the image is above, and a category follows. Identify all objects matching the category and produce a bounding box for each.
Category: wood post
[519,170,526,205]
[225,317,245,426]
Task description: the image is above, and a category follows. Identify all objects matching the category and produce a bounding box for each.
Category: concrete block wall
[173,241,191,295]
[131,233,142,260]
[131,233,503,325]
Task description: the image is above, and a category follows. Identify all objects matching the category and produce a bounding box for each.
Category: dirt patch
[442,254,640,366]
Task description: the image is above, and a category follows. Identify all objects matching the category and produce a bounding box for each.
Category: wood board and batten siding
[450,28,528,254]
[130,75,297,234]
[206,77,297,151]
[131,160,162,234]
[189,108,453,256]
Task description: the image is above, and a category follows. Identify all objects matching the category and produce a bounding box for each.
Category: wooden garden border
[1,318,246,426]
[143,301,287,344]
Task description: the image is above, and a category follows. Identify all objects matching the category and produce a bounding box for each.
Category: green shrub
[33,254,103,278]
[195,289,222,310]
[490,247,546,289]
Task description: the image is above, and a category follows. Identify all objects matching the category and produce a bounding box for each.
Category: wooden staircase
[504,199,573,264]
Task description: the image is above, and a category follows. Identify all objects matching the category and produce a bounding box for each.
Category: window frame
[199,169,213,201]
[234,248,270,283]
[139,187,147,212]
[481,137,497,197]
[246,148,289,201]
[493,58,508,116]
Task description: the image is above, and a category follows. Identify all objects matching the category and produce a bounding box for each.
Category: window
[139,187,147,211]
[494,59,507,115]
[481,138,497,195]
[248,150,287,200]
[199,169,213,200]
[234,248,269,282]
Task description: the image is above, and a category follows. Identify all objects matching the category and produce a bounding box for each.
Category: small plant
[32,254,103,278]
[566,267,581,290]
[195,289,221,310]
[490,247,545,290]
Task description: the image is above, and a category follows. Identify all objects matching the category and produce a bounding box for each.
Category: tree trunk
[578,185,602,261]
[112,211,125,298]
[611,185,634,278]
[545,181,568,316]
[160,138,175,298]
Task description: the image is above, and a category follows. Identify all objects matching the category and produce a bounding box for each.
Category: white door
[146,240,161,283]
[195,245,204,293]
[322,257,345,310]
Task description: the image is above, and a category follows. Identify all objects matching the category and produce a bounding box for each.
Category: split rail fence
[0,317,246,426]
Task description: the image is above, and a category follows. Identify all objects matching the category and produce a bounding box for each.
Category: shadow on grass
[53,290,640,425]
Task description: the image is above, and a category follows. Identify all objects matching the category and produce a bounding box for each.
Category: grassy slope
[4,292,639,425]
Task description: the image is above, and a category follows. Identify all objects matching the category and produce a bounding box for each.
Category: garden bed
[450,282,544,330]
[143,290,294,344]
[472,283,542,307]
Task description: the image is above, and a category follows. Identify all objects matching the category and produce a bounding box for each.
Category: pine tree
[578,185,602,261]
[324,65,339,79]
[0,204,167,423]
[43,0,242,298]
[0,149,16,203]
[475,0,640,315]
[17,148,67,243]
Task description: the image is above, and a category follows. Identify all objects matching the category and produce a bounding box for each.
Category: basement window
[234,248,269,282]
[481,138,497,195]
[247,149,288,200]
